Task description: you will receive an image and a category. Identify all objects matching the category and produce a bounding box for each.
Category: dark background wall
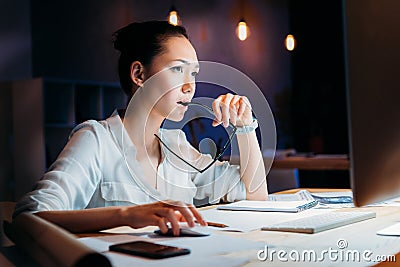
[29,0,291,114]
[24,0,293,148]
[289,0,347,154]
[288,0,349,188]
[0,0,32,80]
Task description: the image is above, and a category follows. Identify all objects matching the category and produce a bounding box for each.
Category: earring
[135,78,143,87]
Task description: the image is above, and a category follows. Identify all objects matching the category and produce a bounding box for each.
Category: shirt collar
[105,109,167,201]
[106,109,136,158]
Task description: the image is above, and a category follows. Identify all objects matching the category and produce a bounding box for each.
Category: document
[217,200,318,213]
[201,207,335,232]
[267,189,314,201]
[268,190,355,209]
[376,222,400,236]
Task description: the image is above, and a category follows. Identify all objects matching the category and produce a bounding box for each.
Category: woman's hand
[121,200,207,236]
[212,93,253,127]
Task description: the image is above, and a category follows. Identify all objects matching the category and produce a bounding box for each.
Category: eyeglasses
[154,101,237,173]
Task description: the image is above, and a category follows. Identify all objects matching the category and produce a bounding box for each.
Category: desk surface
[2,189,399,267]
[83,189,400,266]
[272,156,350,170]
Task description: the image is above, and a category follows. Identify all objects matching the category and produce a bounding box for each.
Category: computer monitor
[344,0,400,207]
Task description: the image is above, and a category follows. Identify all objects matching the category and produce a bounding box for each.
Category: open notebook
[217,200,318,213]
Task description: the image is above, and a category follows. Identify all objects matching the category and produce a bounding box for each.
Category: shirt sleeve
[13,121,104,217]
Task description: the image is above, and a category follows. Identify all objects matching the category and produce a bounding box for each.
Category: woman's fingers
[213,94,252,127]
[230,95,242,125]
[174,207,195,227]
[221,94,234,127]
[153,200,207,236]
[125,201,206,236]
[186,205,207,226]
[173,202,206,227]
[156,207,181,236]
[162,201,198,227]
[238,96,250,119]
[212,94,234,127]
[212,96,223,123]
[176,211,186,222]
[156,216,169,234]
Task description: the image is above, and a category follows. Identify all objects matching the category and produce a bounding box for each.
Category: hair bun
[113,24,135,53]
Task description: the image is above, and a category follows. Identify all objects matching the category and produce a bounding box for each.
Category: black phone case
[109,241,190,259]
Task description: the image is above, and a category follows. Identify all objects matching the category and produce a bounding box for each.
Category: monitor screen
[344,0,400,206]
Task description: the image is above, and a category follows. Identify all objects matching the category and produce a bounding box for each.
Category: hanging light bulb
[236,19,249,41]
[168,5,179,26]
[285,34,296,51]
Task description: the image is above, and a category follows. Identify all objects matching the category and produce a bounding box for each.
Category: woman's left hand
[212,93,253,127]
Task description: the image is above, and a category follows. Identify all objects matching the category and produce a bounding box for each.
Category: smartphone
[109,241,190,259]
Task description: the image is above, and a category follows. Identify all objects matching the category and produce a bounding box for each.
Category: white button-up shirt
[14,111,245,216]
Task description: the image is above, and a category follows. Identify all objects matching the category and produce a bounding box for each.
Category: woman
[14,21,267,235]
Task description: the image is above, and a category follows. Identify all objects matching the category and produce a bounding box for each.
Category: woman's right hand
[121,200,207,236]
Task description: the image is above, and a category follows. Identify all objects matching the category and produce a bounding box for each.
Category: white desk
[83,190,400,267]
[2,190,400,267]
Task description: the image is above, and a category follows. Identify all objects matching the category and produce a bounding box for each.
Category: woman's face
[143,36,199,122]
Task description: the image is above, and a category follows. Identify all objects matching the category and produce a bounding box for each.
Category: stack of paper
[217,200,318,213]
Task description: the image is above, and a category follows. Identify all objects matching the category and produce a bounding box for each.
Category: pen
[206,221,229,228]
[195,220,229,228]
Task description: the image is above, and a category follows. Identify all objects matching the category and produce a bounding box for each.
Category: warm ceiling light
[236,19,249,41]
[168,6,179,26]
[285,34,296,51]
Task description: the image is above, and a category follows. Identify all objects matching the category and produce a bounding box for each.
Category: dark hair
[113,21,189,97]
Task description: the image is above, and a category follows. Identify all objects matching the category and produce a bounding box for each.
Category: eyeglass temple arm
[154,130,236,174]
[156,102,237,173]
[154,134,203,172]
